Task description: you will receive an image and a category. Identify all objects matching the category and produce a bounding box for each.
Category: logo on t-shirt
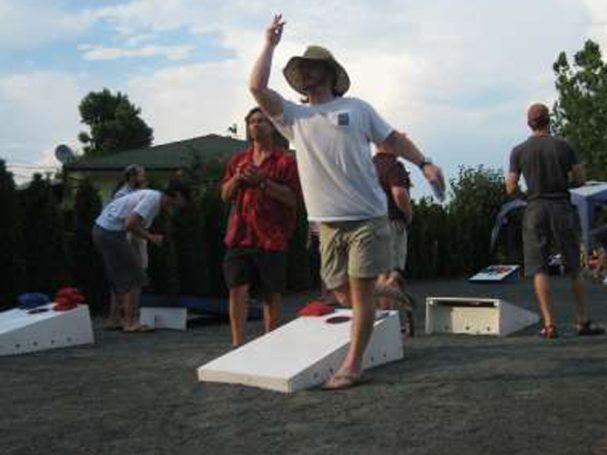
[337,112,350,126]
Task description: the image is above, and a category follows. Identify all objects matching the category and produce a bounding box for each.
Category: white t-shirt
[112,184,136,200]
[96,189,162,231]
[271,96,393,222]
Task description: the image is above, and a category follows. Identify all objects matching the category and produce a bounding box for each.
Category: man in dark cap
[506,103,604,338]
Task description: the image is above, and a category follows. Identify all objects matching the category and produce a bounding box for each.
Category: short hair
[163,179,191,202]
[527,103,551,130]
[124,164,144,180]
[244,107,288,148]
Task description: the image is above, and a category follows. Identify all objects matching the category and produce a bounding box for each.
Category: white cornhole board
[140,307,187,330]
[425,297,539,336]
[0,304,94,356]
[197,309,404,393]
[469,265,520,283]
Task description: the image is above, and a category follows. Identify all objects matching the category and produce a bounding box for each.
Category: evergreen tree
[69,180,107,311]
[22,174,66,294]
[0,161,25,308]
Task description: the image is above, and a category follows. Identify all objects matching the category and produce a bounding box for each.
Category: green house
[63,134,248,202]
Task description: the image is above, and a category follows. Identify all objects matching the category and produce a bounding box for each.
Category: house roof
[64,134,248,171]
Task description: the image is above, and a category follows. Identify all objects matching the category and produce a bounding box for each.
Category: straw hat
[283,45,350,96]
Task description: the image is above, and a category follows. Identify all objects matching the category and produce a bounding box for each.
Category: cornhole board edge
[197,310,404,393]
[425,297,539,337]
[0,304,95,356]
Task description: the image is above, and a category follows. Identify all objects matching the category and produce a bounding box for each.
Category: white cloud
[2,0,606,190]
[79,43,194,61]
[0,1,96,49]
[0,70,86,181]
[585,0,607,49]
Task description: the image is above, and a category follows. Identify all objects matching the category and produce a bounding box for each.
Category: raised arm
[380,131,446,195]
[250,15,286,117]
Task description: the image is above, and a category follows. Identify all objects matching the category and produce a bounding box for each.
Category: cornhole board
[197,309,404,393]
[469,265,520,283]
[425,297,539,336]
[140,294,263,321]
[140,307,187,330]
[0,304,94,356]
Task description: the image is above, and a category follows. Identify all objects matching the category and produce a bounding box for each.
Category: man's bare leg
[108,292,122,327]
[534,273,554,326]
[229,285,249,346]
[263,293,281,333]
[572,273,588,325]
[122,286,146,330]
[375,273,393,310]
[325,277,376,387]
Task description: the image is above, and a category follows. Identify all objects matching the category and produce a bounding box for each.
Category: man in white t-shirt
[250,15,445,389]
[93,181,190,333]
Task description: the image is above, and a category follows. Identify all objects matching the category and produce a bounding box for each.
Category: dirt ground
[2,278,607,455]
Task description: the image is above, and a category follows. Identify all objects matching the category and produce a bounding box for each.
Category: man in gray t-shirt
[506,103,603,338]
[250,15,446,389]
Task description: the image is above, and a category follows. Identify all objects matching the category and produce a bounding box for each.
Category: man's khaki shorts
[319,216,391,290]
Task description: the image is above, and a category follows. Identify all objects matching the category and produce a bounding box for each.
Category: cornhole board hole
[140,307,187,330]
[0,304,94,356]
[469,265,520,283]
[197,309,404,393]
[425,297,539,336]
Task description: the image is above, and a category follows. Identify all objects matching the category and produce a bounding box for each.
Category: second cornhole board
[469,265,520,283]
[197,309,404,393]
[0,304,94,356]
[425,297,540,336]
[139,307,187,330]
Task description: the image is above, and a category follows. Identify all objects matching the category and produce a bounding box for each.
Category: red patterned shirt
[222,147,300,251]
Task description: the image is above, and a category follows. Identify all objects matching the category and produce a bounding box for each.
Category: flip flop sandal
[321,373,367,391]
[576,321,605,336]
[122,324,155,334]
[539,324,558,339]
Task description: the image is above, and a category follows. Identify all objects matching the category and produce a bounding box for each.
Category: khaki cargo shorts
[319,216,391,290]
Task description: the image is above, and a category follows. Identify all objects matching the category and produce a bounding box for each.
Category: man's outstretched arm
[250,14,286,117]
[380,131,446,195]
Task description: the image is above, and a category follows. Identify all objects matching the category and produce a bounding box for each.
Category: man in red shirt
[221,107,300,346]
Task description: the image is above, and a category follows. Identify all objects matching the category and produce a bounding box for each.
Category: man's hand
[241,165,267,187]
[149,234,164,247]
[266,14,285,47]
[422,164,446,198]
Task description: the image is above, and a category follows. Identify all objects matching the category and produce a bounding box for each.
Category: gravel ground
[2,278,607,455]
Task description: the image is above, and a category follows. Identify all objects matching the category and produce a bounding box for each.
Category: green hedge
[0,162,516,312]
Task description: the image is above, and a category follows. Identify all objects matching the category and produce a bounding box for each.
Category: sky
[1,0,606,194]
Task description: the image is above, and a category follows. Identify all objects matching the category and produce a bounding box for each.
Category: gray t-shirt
[509,135,580,200]
[96,189,162,231]
[271,96,394,222]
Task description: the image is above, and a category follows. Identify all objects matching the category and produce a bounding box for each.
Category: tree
[78,88,153,157]
[22,174,67,293]
[68,180,107,312]
[552,40,607,180]
[448,166,506,274]
[0,160,25,308]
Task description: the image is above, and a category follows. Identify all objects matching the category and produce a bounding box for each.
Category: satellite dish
[54,144,76,164]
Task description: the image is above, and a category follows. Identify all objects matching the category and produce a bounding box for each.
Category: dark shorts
[223,248,287,295]
[92,225,146,293]
[522,200,580,277]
